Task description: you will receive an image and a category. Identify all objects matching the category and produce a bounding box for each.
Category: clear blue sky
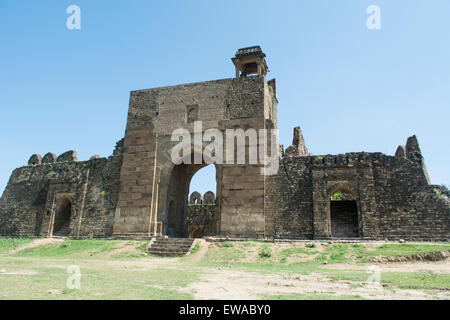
[1,0,449,196]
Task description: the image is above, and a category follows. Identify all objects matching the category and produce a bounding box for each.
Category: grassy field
[0,238,448,300]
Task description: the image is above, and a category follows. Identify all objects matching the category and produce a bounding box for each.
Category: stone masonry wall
[266,148,449,241]
[0,140,124,238]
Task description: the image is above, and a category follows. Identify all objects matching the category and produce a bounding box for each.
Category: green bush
[434,188,441,197]
[332,192,343,201]
[306,243,316,248]
[259,246,272,258]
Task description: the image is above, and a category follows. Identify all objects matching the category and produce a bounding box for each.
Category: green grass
[199,241,450,267]
[0,238,448,299]
[11,239,150,259]
[0,260,197,299]
[0,238,34,254]
[0,238,197,299]
[362,243,450,260]
[13,239,118,258]
[324,269,450,290]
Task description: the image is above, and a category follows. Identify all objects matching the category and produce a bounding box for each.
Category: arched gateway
[112,46,278,239]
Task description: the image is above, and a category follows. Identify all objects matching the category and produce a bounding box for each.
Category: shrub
[332,192,343,201]
[434,188,441,197]
[306,243,316,248]
[259,246,272,258]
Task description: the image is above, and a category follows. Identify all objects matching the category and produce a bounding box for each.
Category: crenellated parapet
[27,150,106,167]
[188,191,216,205]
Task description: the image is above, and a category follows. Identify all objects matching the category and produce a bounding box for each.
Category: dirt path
[324,259,450,274]
[181,268,450,300]
[190,240,209,262]
[9,238,64,254]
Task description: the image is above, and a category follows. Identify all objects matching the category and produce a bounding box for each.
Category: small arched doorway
[53,198,72,237]
[330,189,359,238]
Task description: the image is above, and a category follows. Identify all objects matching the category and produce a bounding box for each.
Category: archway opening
[53,198,72,237]
[165,157,217,238]
[189,165,216,200]
[188,165,217,238]
[330,200,359,238]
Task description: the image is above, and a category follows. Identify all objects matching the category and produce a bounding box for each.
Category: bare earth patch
[190,240,209,262]
[181,268,450,300]
[106,241,144,258]
[324,258,450,274]
[0,269,38,275]
[9,238,64,254]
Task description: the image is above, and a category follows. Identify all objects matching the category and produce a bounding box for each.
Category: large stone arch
[161,151,219,238]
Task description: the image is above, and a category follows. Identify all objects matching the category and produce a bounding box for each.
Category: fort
[0,46,448,243]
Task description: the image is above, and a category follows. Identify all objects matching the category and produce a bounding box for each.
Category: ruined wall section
[372,154,449,240]
[187,205,218,237]
[266,145,448,240]
[265,157,314,239]
[113,88,159,236]
[0,140,124,237]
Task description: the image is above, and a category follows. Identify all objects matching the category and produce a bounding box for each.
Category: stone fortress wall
[0,46,448,240]
[0,140,124,238]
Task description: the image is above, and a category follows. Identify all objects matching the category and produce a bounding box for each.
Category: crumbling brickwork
[265,145,449,241]
[0,140,124,238]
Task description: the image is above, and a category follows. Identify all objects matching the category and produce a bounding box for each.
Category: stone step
[153,239,194,243]
[152,241,194,245]
[150,247,193,251]
[149,247,192,253]
[147,238,196,257]
[151,241,195,245]
[152,244,193,248]
[150,252,187,257]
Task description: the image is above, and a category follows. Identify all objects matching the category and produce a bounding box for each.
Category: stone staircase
[147,237,196,257]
